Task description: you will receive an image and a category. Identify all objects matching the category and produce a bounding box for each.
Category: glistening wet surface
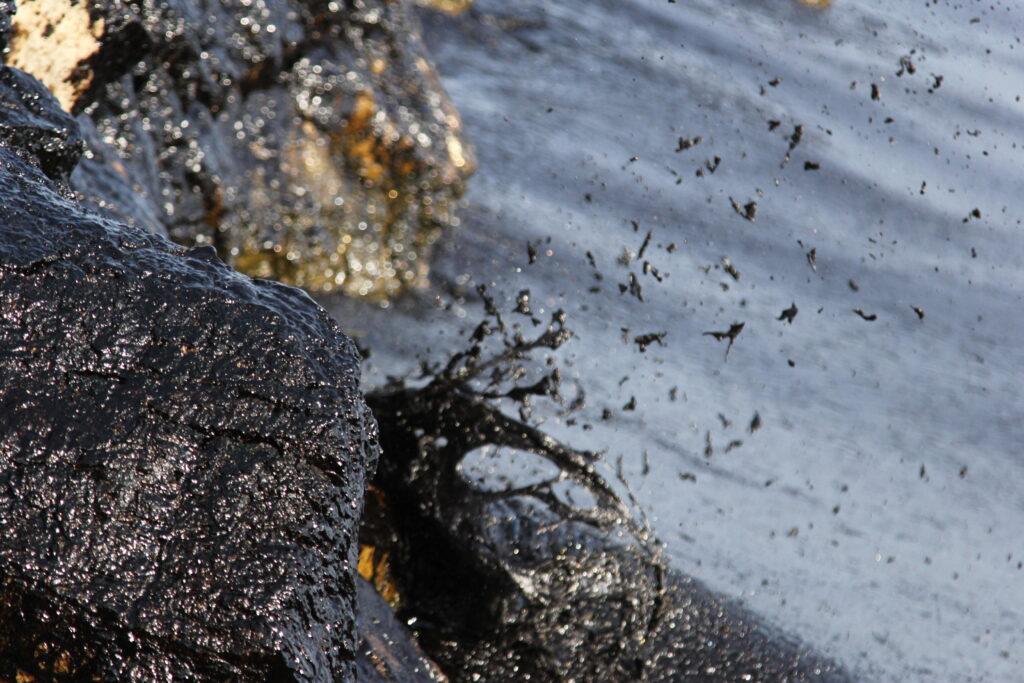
[328,1,1024,680]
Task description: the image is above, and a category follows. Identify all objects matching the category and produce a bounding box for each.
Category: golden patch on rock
[414,0,474,15]
[341,91,390,184]
[214,39,472,300]
[358,545,401,608]
[446,132,468,170]
[794,0,832,6]
[230,114,428,299]
[7,0,106,113]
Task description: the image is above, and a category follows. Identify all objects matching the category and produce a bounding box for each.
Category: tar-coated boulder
[5,0,474,298]
[0,65,379,681]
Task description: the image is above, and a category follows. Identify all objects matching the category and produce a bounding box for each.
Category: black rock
[354,577,442,681]
[6,0,473,296]
[0,0,12,51]
[0,67,83,183]
[0,79,379,681]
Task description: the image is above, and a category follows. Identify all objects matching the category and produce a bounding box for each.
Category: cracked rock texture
[0,61,382,681]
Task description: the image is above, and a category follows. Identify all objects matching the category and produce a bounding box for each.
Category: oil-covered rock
[354,577,445,681]
[6,0,474,299]
[0,66,83,183]
[0,66,380,681]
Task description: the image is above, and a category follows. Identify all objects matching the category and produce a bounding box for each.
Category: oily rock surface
[0,65,379,681]
[5,0,473,298]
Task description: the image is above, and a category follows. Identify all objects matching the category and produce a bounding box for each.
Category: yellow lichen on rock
[794,0,831,7]
[6,0,105,113]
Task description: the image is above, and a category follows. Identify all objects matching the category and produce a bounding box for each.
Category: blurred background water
[328,0,1024,679]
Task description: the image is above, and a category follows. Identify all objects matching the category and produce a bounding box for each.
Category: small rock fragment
[778,303,798,324]
[634,332,668,352]
[729,197,758,222]
[703,322,745,358]
[676,135,702,152]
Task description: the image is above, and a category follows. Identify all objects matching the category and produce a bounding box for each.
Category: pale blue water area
[329,0,1024,679]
